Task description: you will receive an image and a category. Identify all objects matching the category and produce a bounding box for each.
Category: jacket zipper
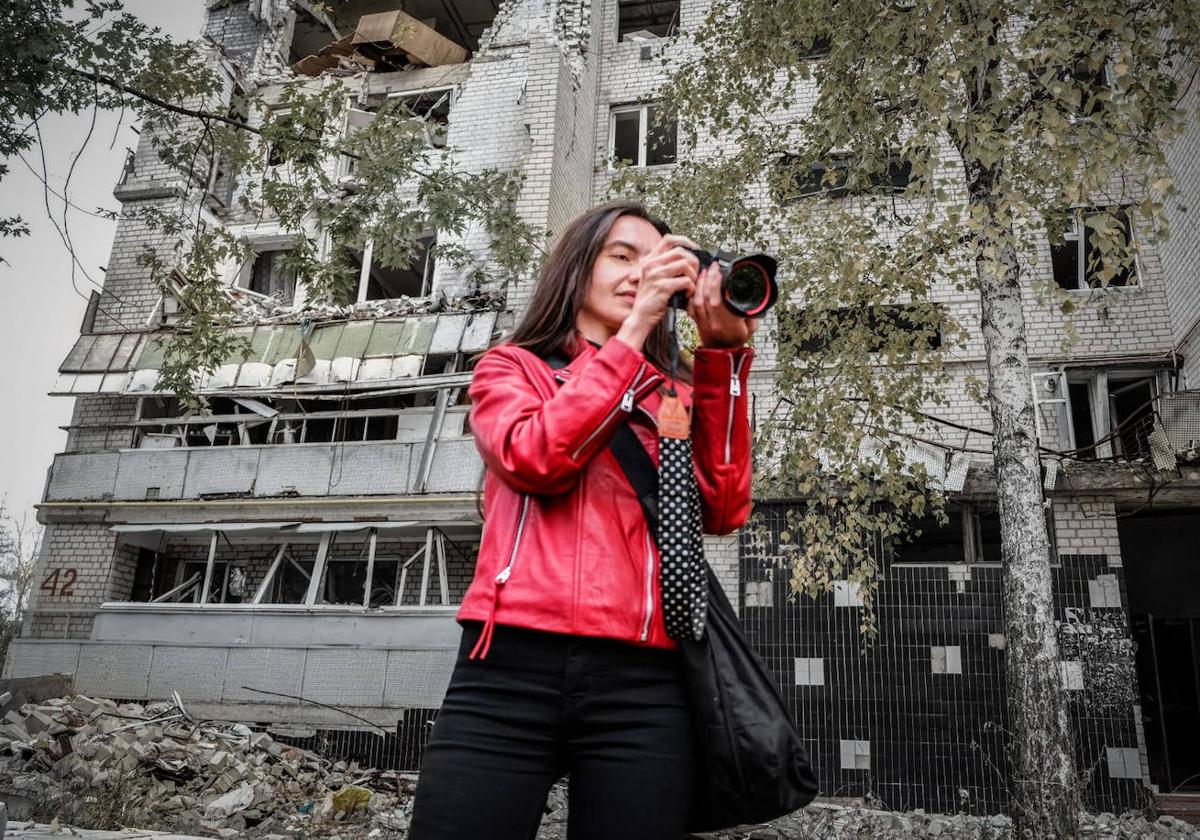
[725,355,746,464]
[639,529,655,641]
[495,494,530,585]
[571,362,648,460]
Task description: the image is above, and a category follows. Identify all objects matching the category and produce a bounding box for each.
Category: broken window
[617,0,679,40]
[265,109,321,168]
[889,505,1001,565]
[782,304,943,354]
[343,233,436,301]
[130,391,468,449]
[205,87,247,211]
[344,88,454,173]
[796,32,832,59]
[610,104,677,167]
[1050,206,1138,290]
[114,523,479,611]
[1110,376,1158,460]
[1064,372,1159,460]
[247,249,298,305]
[288,4,342,67]
[1068,381,1097,458]
[777,152,912,201]
[130,548,180,602]
[395,89,452,147]
[1036,54,1114,119]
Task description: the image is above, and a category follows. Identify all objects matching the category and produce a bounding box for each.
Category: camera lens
[723,260,775,317]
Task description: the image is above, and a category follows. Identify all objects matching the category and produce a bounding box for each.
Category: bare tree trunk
[970,166,1080,839]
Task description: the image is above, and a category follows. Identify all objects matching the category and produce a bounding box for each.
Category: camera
[675,248,779,318]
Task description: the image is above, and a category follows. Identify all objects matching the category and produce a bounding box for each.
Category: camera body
[676,248,779,318]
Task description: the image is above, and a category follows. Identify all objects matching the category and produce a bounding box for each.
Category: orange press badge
[659,392,691,439]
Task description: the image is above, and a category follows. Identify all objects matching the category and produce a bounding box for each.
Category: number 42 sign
[40,568,77,597]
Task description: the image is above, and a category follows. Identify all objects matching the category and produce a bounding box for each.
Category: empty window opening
[422,353,458,376]
[889,505,1001,566]
[344,233,436,302]
[344,89,454,173]
[395,89,452,147]
[130,548,180,602]
[610,104,677,168]
[288,4,343,66]
[248,249,298,305]
[1068,381,1097,459]
[130,393,472,449]
[1064,373,1159,460]
[777,152,912,201]
[1110,377,1157,460]
[783,304,943,354]
[1036,55,1114,119]
[266,109,321,168]
[1050,206,1138,290]
[795,32,832,59]
[617,0,679,40]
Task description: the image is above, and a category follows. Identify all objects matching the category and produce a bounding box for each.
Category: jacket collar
[552,336,690,417]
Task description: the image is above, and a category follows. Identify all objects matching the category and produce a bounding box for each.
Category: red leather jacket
[458,336,754,658]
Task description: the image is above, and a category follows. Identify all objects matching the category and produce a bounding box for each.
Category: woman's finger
[646,255,699,284]
[652,233,701,256]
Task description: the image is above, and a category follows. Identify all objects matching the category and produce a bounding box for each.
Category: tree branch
[61,64,261,136]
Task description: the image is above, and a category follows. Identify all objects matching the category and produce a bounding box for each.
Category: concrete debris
[0,694,418,837]
[223,287,505,326]
[291,9,468,77]
[690,802,1200,840]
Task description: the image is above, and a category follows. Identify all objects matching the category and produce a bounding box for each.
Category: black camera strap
[545,354,660,536]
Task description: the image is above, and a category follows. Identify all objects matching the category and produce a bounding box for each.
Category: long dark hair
[506,200,692,380]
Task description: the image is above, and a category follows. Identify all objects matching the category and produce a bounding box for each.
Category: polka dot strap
[658,434,708,642]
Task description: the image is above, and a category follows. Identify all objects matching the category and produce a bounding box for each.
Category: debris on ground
[693,802,1200,840]
[4,696,1198,839]
[0,694,416,837]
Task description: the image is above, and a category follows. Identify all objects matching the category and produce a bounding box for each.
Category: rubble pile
[0,693,416,837]
[701,802,1200,839]
[224,287,505,326]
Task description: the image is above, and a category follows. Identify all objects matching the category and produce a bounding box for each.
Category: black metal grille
[740,502,1151,814]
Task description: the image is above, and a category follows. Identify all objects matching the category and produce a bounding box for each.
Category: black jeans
[409,622,698,840]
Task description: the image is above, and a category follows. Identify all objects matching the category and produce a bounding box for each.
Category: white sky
[0,1,205,521]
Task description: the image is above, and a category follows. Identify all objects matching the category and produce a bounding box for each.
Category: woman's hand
[616,234,700,349]
[689,262,760,348]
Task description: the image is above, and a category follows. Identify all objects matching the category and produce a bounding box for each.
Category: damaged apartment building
[6,0,1200,820]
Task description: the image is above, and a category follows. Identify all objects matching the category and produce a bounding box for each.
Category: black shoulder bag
[545,355,818,831]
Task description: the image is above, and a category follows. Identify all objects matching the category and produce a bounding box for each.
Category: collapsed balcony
[288,0,502,77]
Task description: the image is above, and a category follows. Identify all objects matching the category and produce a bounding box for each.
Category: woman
[409,200,758,839]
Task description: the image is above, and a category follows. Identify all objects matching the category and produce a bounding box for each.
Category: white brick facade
[17,3,1200,749]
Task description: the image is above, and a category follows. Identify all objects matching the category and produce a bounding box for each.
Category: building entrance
[1119,514,1200,793]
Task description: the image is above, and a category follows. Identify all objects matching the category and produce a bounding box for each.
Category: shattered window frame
[129,393,468,450]
[1065,370,1163,461]
[887,504,1002,566]
[342,86,457,176]
[241,246,300,306]
[1050,205,1140,291]
[119,525,476,611]
[341,230,438,303]
[616,0,680,41]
